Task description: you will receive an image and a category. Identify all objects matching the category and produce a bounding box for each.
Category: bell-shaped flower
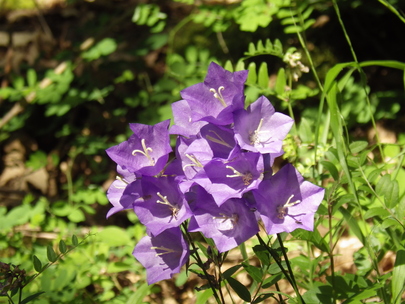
[199,123,236,159]
[252,164,324,234]
[176,137,213,180]
[106,166,138,218]
[106,120,172,176]
[180,62,248,125]
[133,176,192,237]
[169,100,207,137]
[234,96,293,159]
[188,185,259,253]
[194,147,264,206]
[133,227,189,284]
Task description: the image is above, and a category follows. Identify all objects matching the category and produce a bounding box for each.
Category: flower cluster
[106,62,324,284]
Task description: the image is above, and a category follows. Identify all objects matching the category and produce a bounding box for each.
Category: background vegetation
[1,0,405,303]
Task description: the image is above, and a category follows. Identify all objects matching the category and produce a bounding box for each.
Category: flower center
[132,138,155,166]
[209,86,226,107]
[156,192,179,219]
[226,166,253,185]
[249,118,273,146]
[276,194,301,219]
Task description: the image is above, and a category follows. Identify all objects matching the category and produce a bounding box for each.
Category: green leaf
[222,265,242,279]
[252,244,270,266]
[47,245,57,263]
[339,207,365,245]
[246,62,257,85]
[392,250,405,304]
[227,277,251,302]
[364,207,390,220]
[72,235,79,246]
[98,226,132,247]
[298,117,313,142]
[262,272,283,288]
[275,68,286,96]
[67,208,85,223]
[126,282,151,304]
[33,255,42,272]
[26,150,47,170]
[242,263,263,283]
[59,240,67,254]
[27,69,37,87]
[20,292,45,304]
[258,62,269,88]
[321,160,339,181]
[349,141,368,154]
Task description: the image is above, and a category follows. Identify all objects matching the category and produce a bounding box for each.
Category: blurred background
[1,0,405,303]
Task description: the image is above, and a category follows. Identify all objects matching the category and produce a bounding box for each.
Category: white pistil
[205,130,233,148]
[156,192,179,219]
[132,138,155,166]
[276,194,301,219]
[226,166,253,185]
[209,86,227,107]
[182,154,203,171]
[150,246,176,257]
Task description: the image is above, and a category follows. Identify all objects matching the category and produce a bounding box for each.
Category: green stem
[181,223,222,304]
[256,234,305,303]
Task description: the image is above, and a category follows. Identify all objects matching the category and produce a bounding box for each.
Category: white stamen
[205,130,233,148]
[113,176,130,189]
[276,194,301,219]
[132,138,155,166]
[209,86,226,107]
[156,192,179,219]
[182,154,203,171]
[226,166,253,185]
[150,246,176,257]
[249,118,273,146]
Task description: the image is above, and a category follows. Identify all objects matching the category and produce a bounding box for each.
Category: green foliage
[1,0,405,303]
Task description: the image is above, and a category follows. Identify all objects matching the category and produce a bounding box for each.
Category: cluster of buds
[105,62,324,284]
[0,262,26,295]
[283,51,310,81]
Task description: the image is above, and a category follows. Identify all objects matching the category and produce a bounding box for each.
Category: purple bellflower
[133,176,192,237]
[194,147,264,206]
[169,99,207,137]
[180,62,248,125]
[133,227,189,285]
[106,165,138,218]
[253,164,324,234]
[188,185,259,253]
[106,120,172,176]
[234,96,294,159]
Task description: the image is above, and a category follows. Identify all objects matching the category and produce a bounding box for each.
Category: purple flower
[133,176,192,236]
[133,227,189,285]
[199,124,236,159]
[194,147,264,206]
[188,185,259,253]
[175,137,213,180]
[234,96,293,158]
[106,120,172,176]
[106,166,138,218]
[253,164,324,234]
[169,100,207,137]
[180,62,248,125]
